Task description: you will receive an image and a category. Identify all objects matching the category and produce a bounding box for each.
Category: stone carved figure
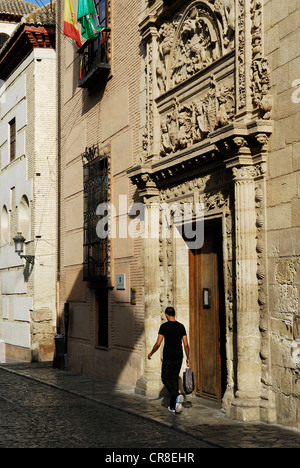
[194,76,234,137]
[160,78,235,156]
[161,98,193,155]
[251,58,272,119]
[209,0,235,47]
[156,22,176,93]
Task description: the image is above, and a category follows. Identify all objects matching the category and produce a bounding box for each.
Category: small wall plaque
[116,274,126,290]
[131,288,136,305]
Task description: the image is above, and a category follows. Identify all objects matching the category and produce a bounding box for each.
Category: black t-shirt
[159,321,187,361]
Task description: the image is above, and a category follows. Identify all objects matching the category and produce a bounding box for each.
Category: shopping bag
[183,367,194,395]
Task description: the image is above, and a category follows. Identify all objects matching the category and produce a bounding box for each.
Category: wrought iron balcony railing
[78,29,111,88]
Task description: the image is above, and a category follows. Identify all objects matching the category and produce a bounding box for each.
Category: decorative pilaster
[231,164,262,421]
[140,23,160,163]
[135,195,162,396]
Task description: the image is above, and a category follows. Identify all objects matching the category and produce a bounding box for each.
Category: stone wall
[264,0,300,428]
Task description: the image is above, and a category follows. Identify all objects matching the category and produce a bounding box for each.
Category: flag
[78,0,104,40]
[64,0,82,48]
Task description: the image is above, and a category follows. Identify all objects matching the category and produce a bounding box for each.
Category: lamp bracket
[19,254,35,265]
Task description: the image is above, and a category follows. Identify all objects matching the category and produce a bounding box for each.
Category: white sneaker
[175,394,184,413]
[168,406,175,413]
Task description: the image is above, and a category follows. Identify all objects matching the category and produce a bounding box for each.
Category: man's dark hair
[165,306,175,316]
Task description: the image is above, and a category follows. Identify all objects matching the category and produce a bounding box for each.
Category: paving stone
[0,361,300,449]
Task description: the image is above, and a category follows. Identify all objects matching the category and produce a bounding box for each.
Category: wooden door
[189,222,225,402]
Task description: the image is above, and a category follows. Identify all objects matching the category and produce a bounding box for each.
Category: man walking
[148,307,190,414]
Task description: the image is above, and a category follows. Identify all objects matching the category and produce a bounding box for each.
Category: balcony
[78,30,110,89]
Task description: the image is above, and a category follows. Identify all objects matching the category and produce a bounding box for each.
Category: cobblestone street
[0,362,300,451]
[0,368,210,449]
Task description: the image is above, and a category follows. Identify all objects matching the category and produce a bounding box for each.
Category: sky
[27,0,47,5]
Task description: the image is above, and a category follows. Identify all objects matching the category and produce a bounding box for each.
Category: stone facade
[127,0,300,429]
[57,0,300,430]
[0,0,298,432]
[263,0,300,429]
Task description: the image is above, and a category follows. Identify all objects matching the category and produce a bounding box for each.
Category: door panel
[189,222,224,402]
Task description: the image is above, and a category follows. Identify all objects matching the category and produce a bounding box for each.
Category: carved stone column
[135,195,162,396]
[231,164,262,421]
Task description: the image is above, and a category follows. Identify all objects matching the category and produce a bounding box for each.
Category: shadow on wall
[54,264,146,391]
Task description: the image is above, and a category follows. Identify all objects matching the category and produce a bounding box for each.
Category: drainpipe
[56,0,61,333]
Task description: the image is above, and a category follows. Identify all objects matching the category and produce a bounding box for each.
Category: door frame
[189,218,226,402]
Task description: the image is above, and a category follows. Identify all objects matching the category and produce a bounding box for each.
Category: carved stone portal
[134,0,274,423]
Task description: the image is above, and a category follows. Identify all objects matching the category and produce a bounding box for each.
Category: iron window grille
[83,146,110,282]
[0,33,9,49]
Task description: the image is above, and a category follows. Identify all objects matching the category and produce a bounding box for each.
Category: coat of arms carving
[161,77,235,156]
[157,1,235,93]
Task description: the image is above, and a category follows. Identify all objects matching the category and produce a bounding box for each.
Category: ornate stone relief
[250,0,272,119]
[156,1,235,93]
[237,0,246,109]
[139,0,273,165]
[140,0,273,164]
[161,77,235,156]
[141,41,154,163]
[231,157,274,408]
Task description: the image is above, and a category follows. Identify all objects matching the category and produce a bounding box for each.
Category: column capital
[232,165,257,181]
[232,162,267,182]
[127,167,159,200]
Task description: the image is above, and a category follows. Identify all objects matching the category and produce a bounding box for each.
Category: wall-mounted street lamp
[13,232,34,264]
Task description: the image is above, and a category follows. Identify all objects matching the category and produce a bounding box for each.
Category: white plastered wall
[0,48,56,355]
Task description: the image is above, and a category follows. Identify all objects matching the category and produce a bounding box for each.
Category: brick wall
[59,0,145,385]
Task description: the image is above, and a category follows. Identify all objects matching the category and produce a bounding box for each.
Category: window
[1,205,9,245]
[94,0,106,28]
[83,146,110,282]
[78,0,110,88]
[0,33,9,49]
[18,195,30,240]
[96,286,109,348]
[9,118,16,161]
